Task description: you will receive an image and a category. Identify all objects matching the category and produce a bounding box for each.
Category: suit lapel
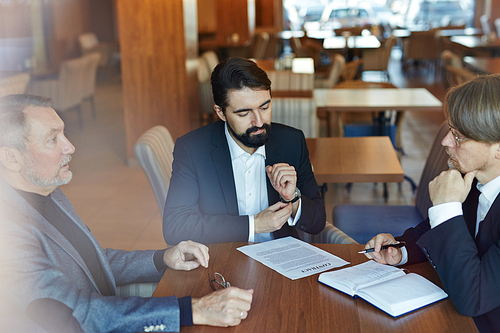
[211,122,240,215]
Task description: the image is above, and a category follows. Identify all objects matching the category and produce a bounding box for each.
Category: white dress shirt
[224,124,301,242]
[400,174,500,264]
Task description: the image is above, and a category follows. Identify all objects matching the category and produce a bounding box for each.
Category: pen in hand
[358,241,406,254]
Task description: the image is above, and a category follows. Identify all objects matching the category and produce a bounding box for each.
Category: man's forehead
[24,106,64,138]
[227,88,271,108]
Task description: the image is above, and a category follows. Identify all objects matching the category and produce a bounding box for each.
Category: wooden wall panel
[215,0,251,42]
[117,0,199,161]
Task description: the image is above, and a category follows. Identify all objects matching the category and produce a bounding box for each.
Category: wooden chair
[362,36,396,81]
[445,65,477,86]
[402,29,441,73]
[27,55,91,128]
[341,59,363,82]
[198,56,216,126]
[0,73,31,97]
[78,32,119,67]
[314,54,345,88]
[81,52,101,119]
[271,95,318,138]
[251,32,270,59]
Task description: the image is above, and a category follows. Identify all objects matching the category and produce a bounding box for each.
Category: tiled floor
[60,51,447,251]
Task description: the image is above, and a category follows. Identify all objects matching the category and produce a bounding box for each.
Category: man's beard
[227,122,271,148]
[25,155,73,188]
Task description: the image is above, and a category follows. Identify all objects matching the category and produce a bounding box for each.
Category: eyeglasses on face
[208,272,231,291]
[448,126,469,147]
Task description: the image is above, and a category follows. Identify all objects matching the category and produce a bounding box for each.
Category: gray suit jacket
[0,178,180,332]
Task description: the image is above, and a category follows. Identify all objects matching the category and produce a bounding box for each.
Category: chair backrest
[341,59,363,81]
[78,32,99,51]
[415,122,451,219]
[403,29,440,61]
[197,56,211,82]
[480,15,491,36]
[201,50,219,73]
[441,50,462,69]
[495,18,500,36]
[252,32,270,59]
[81,52,101,98]
[56,55,92,110]
[334,80,396,89]
[271,97,318,137]
[268,70,314,91]
[0,73,30,97]
[315,54,345,88]
[134,125,175,216]
[445,65,476,86]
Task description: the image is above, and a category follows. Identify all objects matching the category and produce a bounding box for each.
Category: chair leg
[76,105,84,130]
[89,96,96,120]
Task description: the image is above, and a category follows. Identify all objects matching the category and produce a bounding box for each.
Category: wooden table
[314,88,442,136]
[306,137,404,184]
[450,36,500,56]
[153,243,478,333]
[438,28,483,37]
[323,35,381,50]
[463,56,500,74]
[254,57,315,74]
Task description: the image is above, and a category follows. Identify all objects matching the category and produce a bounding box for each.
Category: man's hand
[254,201,292,233]
[192,287,253,327]
[163,240,209,271]
[429,169,476,206]
[363,233,402,265]
[266,163,297,201]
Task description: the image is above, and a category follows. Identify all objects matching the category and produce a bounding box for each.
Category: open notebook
[318,260,448,317]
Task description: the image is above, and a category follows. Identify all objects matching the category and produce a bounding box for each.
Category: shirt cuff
[398,247,409,265]
[248,215,255,242]
[428,202,463,229]
[178,296,193,326]
[287,198,302,226]
[153,249,168,275]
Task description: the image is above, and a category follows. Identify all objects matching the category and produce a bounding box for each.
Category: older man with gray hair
[0,94,252,332]
[363,75,500,333]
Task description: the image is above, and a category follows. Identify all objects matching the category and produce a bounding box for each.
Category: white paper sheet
[237,237,349,280]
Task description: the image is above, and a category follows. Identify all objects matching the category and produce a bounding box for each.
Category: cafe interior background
[1,0,499,250]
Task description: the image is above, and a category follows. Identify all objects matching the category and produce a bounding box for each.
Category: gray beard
[25,155,73,188]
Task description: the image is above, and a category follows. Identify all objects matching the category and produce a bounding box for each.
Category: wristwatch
[279,187,301,204]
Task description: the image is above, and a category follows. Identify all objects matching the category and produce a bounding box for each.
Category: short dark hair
[0,94,52,152]
[211,57,271,112]
[445,74,500,143]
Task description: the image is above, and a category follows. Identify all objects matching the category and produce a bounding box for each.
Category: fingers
[266,164,297,198]
[192,287,254,327]
[254,202,292,233]
[363,233,398,264]
[164,241,209,271]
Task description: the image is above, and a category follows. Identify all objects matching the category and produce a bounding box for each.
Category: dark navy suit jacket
[163,121,326,244]
[398,180,500,333]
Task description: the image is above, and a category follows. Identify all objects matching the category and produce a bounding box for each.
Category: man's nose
[62,136,76,154]
[251,110,263,127]
[441,130,455,148]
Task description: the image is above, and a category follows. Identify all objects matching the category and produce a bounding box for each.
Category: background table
[314,88,442,136]
[463,56,500,74]
[153,243,478,333]
[306,137,404,184]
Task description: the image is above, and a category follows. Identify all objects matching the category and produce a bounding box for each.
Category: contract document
[237,237,349,280]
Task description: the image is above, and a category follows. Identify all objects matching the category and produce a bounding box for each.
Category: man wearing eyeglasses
[362,75,500,333]
[163,57,326,245]
[0,94,253,332]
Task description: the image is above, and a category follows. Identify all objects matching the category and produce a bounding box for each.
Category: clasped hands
[254,163,298,234]
[364,169,476,265]
[163,241,253,327]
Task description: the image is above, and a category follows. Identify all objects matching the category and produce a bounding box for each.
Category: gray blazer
[0,178,180,332]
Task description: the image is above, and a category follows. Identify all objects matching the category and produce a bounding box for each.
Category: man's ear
[0,147,23,172]
[214,105,226,122]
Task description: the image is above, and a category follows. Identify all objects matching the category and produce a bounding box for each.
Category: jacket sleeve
[163,137,249,245]
[416,216,500,317]
[0,220,182,333]
[292,131,326,235]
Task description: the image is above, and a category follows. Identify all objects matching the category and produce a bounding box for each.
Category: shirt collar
[224,123,266,161]
[476,174,500,204]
